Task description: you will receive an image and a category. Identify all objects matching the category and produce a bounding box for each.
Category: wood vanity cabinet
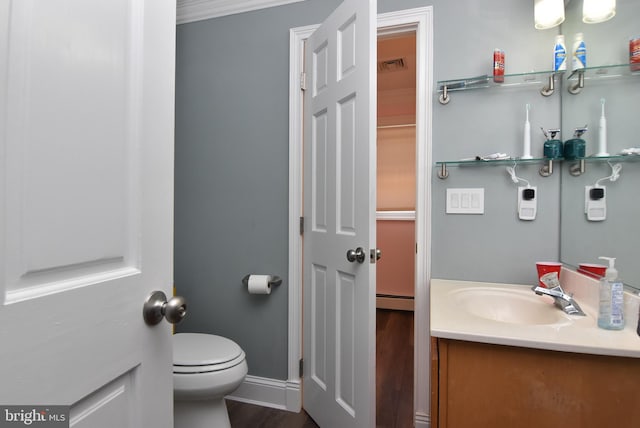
[431,337,640,428]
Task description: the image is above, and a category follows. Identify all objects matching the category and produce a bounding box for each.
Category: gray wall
[559,0,640,290]
[174,0,564,380]
[430,1,562,284]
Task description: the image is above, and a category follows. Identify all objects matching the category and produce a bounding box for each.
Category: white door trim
[288,7,433,426]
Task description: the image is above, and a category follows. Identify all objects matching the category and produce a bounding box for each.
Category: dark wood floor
[227,309,414,428]
[376,308,414,428]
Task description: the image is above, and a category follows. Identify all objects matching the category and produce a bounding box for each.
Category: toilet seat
[173,333,245,374]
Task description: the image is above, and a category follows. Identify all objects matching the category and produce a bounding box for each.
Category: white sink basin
[431,278,639,359]
[451,287,570,325]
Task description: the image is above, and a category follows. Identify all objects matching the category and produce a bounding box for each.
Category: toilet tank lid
[173,333,244,366]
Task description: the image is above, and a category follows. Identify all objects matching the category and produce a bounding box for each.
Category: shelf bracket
[438,85,450,105]
[570,159,586,176]
[540,74,555,97]
[568,70,585,95]
[539,159,554,177]
[437,163,449,179]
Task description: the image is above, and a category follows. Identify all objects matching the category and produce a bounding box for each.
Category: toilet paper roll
[247,274,272,295]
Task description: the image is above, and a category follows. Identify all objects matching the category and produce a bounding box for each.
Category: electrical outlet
[518,186,537,220]
[585,185,606,221]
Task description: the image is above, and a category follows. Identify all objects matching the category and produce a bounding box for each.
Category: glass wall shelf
[435,154,640,179]
[434,157,557,179]
[566,153,640,176]
[437,64,639,103]
[566,63,639,94]
[436,70,561,104]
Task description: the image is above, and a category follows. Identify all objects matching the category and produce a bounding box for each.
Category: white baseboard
[415,411,430,428]
[227,375,431,427]
[226,375,301,412]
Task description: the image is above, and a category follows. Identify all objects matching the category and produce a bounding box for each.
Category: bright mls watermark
[0,406,69,427]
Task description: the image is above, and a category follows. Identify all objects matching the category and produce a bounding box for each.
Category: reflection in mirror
[560,0,640,291]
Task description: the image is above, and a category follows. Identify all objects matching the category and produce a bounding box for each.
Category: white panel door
[0,1,176,427]
[302,0,377,426]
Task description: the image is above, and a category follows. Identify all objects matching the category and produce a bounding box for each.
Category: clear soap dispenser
[597,257,625,330]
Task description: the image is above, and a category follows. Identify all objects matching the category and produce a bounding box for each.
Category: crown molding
[177,0,305,25]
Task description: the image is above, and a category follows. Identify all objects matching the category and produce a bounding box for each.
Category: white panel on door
[0,0,175,425]
[336,270,355,416]
[4,0,140,300]
[337,94,356,235]
[312,111,328,232]
[337,15,357,80]
[302,0,376,426]
[70,369,137,428]
[313,41,329,96]
[311,264,327,389]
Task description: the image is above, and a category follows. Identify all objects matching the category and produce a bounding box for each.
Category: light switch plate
[518,186,537,220]
[446,188,484,214]
[585,185,606,221]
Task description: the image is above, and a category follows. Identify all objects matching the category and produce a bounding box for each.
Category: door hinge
[299,358,304,378]
[300,72,307,91]
[299,216,304,235]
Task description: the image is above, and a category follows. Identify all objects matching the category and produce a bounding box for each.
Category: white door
[0,1,176,427]
[302,0,377,426]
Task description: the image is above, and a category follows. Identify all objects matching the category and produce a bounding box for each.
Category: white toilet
[173,333,248,428]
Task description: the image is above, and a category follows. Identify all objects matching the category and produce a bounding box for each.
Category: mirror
[560,0,640,290]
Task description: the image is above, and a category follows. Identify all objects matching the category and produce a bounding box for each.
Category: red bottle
[630,37,640,72]
[493,49,505,83]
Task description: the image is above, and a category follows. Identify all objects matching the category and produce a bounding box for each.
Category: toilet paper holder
[242,274,282,288]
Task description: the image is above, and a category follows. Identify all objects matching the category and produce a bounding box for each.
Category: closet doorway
[288,8,433,424]
[376,32,417,428]
[376,32,417,311]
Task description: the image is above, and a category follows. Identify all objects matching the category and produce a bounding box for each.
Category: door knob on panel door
[346,247,366,264]
[143,290,187,326]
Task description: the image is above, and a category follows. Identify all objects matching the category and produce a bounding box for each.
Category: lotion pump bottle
[597,256,625,330]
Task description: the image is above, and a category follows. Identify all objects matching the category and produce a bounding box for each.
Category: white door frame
[288,7,433,427]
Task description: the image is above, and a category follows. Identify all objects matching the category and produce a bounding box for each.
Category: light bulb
[583,0,616,24]
[534,0,565,30]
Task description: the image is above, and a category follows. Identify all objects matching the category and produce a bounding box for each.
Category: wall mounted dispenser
[584,161,622,221]
[585,185,606,221]
[519,186,537,221]
[506,164,536,221]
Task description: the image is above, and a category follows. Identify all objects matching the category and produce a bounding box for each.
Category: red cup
[578,263,607,279]
[536,262,562,287]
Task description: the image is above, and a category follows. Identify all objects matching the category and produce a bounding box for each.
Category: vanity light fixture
[582,0,616,23]
[534,0,616,29]
[534,0,565,29]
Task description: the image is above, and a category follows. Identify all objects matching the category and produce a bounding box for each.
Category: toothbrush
[596,98,609,156]
[521,104,533,159]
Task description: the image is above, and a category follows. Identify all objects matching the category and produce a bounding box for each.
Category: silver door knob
[143,290,187,326]
[371,248,382,263]
[346,247,366,264]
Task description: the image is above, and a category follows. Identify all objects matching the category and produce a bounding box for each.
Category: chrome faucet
[532,272,586,316]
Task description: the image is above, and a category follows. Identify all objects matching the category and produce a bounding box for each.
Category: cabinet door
[435,338,640,428]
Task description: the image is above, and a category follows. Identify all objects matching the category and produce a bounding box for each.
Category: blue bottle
[554,35,567,71]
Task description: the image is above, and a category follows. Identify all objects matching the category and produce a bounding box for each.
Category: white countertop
[431,271,640,358]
